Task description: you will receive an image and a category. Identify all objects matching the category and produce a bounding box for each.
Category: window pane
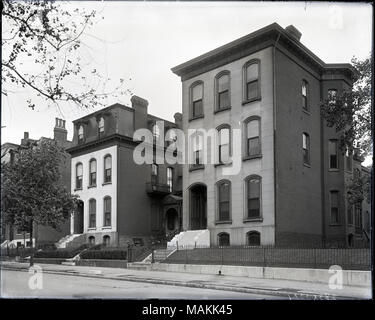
[104,198,111,212]
[220,144,230,163]
[219,182,230,201]
[99,118,104,131]
[219,128,230,145]
[248,199,260,217]
[246,81,258,100]
[248,137,260,156]
[218,74,229,92]
[331,191,338,207]
[246,63,258,81]
[248,233,260,246]
[218,91,229,109]
[76,164,83,176]
[302,82,307,96]
[90,160,96,173]
[192,84,203,101]
[218,233,230,246]
[247,120,259,138]
[193,100,203,117]
[89,200,96,214]
[248,178,260,198]
[105,156,111,169]
[303,134,308,149]
[329,140,337,154]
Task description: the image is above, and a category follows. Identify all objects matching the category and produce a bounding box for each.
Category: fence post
[221,246,224,266]
[185,247,188,264]
[263,247,266,267]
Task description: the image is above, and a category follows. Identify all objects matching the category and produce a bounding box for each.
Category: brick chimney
[285,25,302,41]
[131,95,149,130]
[174,112,182,129]
[54,117,67,144]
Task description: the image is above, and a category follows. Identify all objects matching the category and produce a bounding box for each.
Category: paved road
[1,270,278,299]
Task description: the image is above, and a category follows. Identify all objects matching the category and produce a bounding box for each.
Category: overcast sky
[1,1,372,162]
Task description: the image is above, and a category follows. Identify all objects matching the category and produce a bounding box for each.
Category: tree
[1,139,78,266]
[2,0,129,110]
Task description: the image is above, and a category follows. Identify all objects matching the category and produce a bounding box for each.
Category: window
[218,233,230,247]
[151,163,158,184]
[330,191,339,224]
[216,72,230,110]
[98,117,104,138]
[89,159,97,187]
[88,236,95,245]
[218,126,230,164]
[302,80,309,111]
[89,199,96,228]
[329,140,338,169]
[302,133,310,165]
[347,201,353,225]
[191,133,203,167]
[78,125,84,142]
[104,196,111,227]
[245,117,261,157]
[328,89,337,104]
[190,82,203,119]
[243,60,260,102]
[103,235,110,246]
[246,176,261,219]
[345,149,352,171]
[152,124,160,142]
[355,204,362,233]
[247,231,261,246]
[76,163,83,190]
[104,155,112,183]
[167,167,173,192]
[217,180,231,222]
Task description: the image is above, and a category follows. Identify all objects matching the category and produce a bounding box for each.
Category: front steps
[167,229,210,249]
[55,234,85,249]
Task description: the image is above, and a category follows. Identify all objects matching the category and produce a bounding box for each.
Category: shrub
[80,249,128,260]
[34,244,91,259]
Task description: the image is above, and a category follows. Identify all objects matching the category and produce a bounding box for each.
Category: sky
[1,1,373,163]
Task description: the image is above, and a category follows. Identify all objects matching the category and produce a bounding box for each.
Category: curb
[1,265,360,300]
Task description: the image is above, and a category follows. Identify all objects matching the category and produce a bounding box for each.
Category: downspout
[273,33,281,246]
[320,76,326,246]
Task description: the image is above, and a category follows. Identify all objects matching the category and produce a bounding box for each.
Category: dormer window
[78,125,84,143]
[98,117,104,138]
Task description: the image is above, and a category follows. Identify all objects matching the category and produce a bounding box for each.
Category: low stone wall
[34,258,67,265]
[76,259,128,268]
[151,263,372,287]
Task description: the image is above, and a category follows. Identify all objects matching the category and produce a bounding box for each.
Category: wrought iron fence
[164,245,371,270]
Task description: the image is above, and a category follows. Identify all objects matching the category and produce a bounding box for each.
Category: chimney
[285,25,302,41]
[20,132,30,146]
[54,117,67,144]
[131,95,149,130]
[174,112,182,129]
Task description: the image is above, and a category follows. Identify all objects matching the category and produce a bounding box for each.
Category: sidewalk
[1,261,371,299]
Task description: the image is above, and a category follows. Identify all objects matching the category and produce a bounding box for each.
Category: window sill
[242,154,262,162]
[328,168,339,172]
[243,218,263,223]
[329,223,341,227]
[88,185,97,189]
[189,165,205,172]
[303,163,311,168]
[214,161,232,167]
[87,228,97,231]
[214,106,231,114]
[215,220,232,225]
[242,97,261,106]
[102,226,112,230]
[102,182,112,186]
[74,188,83,192]
[188,115,204,122]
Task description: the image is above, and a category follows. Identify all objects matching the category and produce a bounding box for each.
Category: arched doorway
[166,208,178,233]
[189,183,207,230]
[74,200,84,234]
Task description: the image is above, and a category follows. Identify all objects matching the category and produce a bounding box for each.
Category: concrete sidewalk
[1,261,371,299]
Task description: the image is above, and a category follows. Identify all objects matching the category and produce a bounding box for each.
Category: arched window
[98,117,105,138]
[302,80,309,111]
[89,159,97,187]
[190,81,204,119]
[302,132,310,165]
[152,123,160,141]
[215,71,230,111]
[247,231,261,246]
[243,60,260,102]
[103,235,110,246]
[190,131,204,168]
[78,125,84,142]
[244,117,261,158]
[103,196,111,227]
[104,155,112,183]
[216,180,231,222]
[218,232,230,247]
[167,167,173,192]
[89,199,96,228]
[88,236,95,245]
[246,175,261,219]
[217,125,230,164]
[76,163,83,190]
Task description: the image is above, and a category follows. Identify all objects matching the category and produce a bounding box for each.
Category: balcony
[146,182,171,195]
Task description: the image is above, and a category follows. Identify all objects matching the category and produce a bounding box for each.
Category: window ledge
[87,228,97,231]
[243,218,263,223]
[214,161,232,167]
[102,182,112,186]
[189,165,205,172]
[328,168,339,172]
[303,163,311,168]
[242,154,262,162]
[102,226,112,230]
[215,220,232,225]
[88,185,97,189]
[214,106,231,114]
[329,223,341,227]
[188,115,204,122]
[74,188,83,192]
[242,97,261,106]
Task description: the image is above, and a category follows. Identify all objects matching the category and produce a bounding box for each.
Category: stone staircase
[127,248,176,270]
[167,229,210,249]
[55,234,85,249]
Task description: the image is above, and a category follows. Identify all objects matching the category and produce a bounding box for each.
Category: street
[1,269,277,299]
